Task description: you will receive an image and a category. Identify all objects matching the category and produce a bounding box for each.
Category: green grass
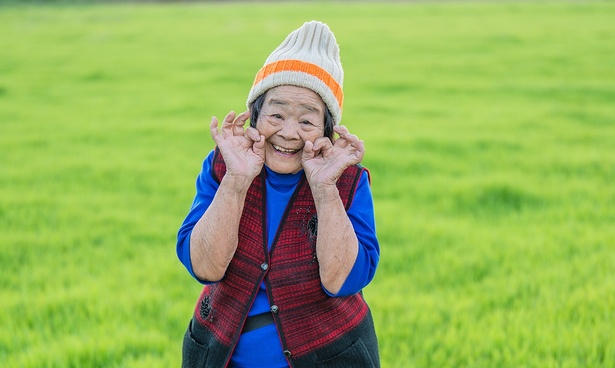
[1,1,614,367]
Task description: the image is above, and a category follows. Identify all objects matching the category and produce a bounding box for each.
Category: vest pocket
[315,338,377,368]
[182,319,210,368]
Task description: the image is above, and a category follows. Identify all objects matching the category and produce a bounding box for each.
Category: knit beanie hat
[246,21,344,125]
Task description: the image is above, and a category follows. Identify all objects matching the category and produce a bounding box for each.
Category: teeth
[273,145,298,154]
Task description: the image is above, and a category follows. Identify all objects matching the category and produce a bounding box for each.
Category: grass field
[1,1,614,367]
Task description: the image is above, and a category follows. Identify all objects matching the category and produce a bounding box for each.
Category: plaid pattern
[192,147,370,362]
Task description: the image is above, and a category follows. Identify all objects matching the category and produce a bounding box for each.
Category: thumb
[302,140,315,162]
[253,135,266,160]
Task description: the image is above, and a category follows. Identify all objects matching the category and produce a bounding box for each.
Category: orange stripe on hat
[253,59,344,110]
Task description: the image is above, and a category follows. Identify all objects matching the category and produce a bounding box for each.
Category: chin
[267,161,301,175]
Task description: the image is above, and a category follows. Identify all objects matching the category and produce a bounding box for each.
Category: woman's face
[256,85,326,174]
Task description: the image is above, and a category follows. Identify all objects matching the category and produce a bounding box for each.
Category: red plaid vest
[191,148,373,366]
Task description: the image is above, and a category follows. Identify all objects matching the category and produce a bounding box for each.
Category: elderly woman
[177,21,380,368]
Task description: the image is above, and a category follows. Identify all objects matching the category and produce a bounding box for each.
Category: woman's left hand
[302,125,365,188]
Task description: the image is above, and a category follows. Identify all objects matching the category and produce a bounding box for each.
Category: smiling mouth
[273,144,301,154]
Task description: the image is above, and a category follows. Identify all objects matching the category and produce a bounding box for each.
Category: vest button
[270,305,279,314]
[283,350,291,357]
[260,262,269,271]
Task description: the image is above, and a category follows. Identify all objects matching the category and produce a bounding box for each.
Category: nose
[277,120,301,140]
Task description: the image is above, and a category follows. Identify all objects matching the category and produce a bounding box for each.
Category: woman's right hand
[210,111,265,182]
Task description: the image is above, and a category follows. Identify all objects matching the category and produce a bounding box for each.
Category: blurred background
[1,0,614,366]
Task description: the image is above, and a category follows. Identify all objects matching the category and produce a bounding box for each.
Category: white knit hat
[246,21,344,125]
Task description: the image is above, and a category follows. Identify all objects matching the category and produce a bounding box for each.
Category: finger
[244,126,261,143]
[351,139,366,162]
[334,125,356,140]
[354,139,365,155]
[210,116,221,142]
[235,110,250,124]
[333,125,350,146]
[221,111,236,136]
[335,129,360,148]
[312,137,333,153]
[302,140,315,161]
[252,134,266,159]
[334,135,350,149]
[333,125,350,137]
[343,133,361,147]
[233,111,250,135]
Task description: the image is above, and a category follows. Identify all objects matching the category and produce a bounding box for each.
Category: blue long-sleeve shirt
[177,149,379,367]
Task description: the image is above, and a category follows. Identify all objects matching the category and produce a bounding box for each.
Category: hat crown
[267,21,343,86]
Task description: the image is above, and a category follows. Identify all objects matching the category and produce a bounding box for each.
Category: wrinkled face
[256,85,326,174]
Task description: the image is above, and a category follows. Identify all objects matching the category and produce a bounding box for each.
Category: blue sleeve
[324,171,380,297]
[176,150,219,283]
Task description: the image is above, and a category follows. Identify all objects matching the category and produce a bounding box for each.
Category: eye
[263,113,284,124]
[300,120,313,126]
